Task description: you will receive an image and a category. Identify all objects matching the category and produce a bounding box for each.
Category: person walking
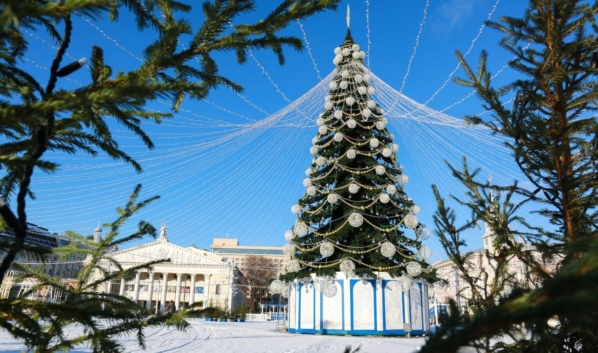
[165,300,175,314]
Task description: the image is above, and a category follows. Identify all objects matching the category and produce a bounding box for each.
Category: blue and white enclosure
[287,272,429,336]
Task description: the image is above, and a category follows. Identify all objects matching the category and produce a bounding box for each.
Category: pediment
[112,240,225,266]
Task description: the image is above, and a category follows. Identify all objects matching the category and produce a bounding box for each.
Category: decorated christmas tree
[280,30,433,284]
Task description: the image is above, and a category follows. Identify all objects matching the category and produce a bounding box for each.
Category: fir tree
[281,30,433,282]
[421,0,598,352]
[0,0,340,351]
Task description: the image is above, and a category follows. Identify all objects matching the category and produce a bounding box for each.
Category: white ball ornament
[333,57,341,65]
[369,138,379,148]
[325,95,331,101]
[383,117,389,124]
[320,242,335,257]
[312,136,318,144]
[354,75,363,83]
[401,175,409,185]
[293,221,308,236]
[418,245,432,261]
[363,74,371,82]
[403,214,418,229]
[375,165,386,175]
[392,143,400,153]
[302,178,312,187]
[379,193,390,204]
[346,119,357,129]
[420,227,431,240]
[334,110,343,119]
[411,205,421,215]
[327,193,338,204]
[323,281,337,297]
[382,148,392,157]
[346,149,356,159]
[316,118,325,126]
[318,125,327,135]
[348,183,360,194]
[316,156,326,166]
[324,102,333,110]
[367,87,375,95]
[386,184,397,194]
[367,100,376,109]
[380,241,396,257]
[341,70,350,78]
[340,81,348,89]
[358,86,367,95]
[406,262,422,277]
[287,259,300,273]
[352,44,360,51]
[397,275,411,291]
[305,167,313,176]
[333,132,344,142]
[335,54,343,62]
[334,47,342,55]
[342,48,351,56]
[329,81,338,90]
[291,204,302,214]
[348,212,364,227]
[362,108,372,119]
[359,51,366,59]
[345,96,355,105]
[340,259,356,276]
[352,51,361,59]
[307,186,316,196]
[376,121,386,130]
[284,230,295,243]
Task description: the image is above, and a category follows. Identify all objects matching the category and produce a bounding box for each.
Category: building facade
[0,223,86,299]
[101,226,242,312]
[210,237,287,272]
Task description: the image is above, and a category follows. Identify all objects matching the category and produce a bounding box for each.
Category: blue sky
[18,0,535,263]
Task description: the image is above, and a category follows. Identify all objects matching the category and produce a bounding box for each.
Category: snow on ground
[0,319,433,353]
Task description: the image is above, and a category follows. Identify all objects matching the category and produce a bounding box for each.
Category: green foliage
[195,306,227,319]
[0,185,191,352]
[281,30,433,281]
[421,0,598,352]
[0,0,340,351]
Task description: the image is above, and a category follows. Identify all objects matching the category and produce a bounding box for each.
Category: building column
[189,274,196,307]
[161,272,168,311]
[175,273,182,310]
[204,274,211,307]
[146,272,154,310]
[119,278,125,296]
[133,272,141,303]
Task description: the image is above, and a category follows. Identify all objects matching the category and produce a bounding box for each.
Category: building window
[215,284,221,295]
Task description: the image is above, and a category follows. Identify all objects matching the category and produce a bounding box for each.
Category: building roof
[212,248,284,256]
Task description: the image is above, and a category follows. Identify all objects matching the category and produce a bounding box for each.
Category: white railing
[246,313,270,321]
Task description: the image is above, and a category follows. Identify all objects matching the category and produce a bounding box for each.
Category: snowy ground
[0,319,436,353]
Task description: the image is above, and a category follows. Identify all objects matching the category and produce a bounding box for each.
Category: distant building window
[215,284,221,295]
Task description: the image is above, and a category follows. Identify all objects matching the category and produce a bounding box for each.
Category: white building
[101,225,242,312]
[430,212,559,314]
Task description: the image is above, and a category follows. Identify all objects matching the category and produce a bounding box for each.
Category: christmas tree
[280,30,433,283]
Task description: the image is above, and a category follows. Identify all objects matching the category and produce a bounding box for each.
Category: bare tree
[237,256,277,313]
